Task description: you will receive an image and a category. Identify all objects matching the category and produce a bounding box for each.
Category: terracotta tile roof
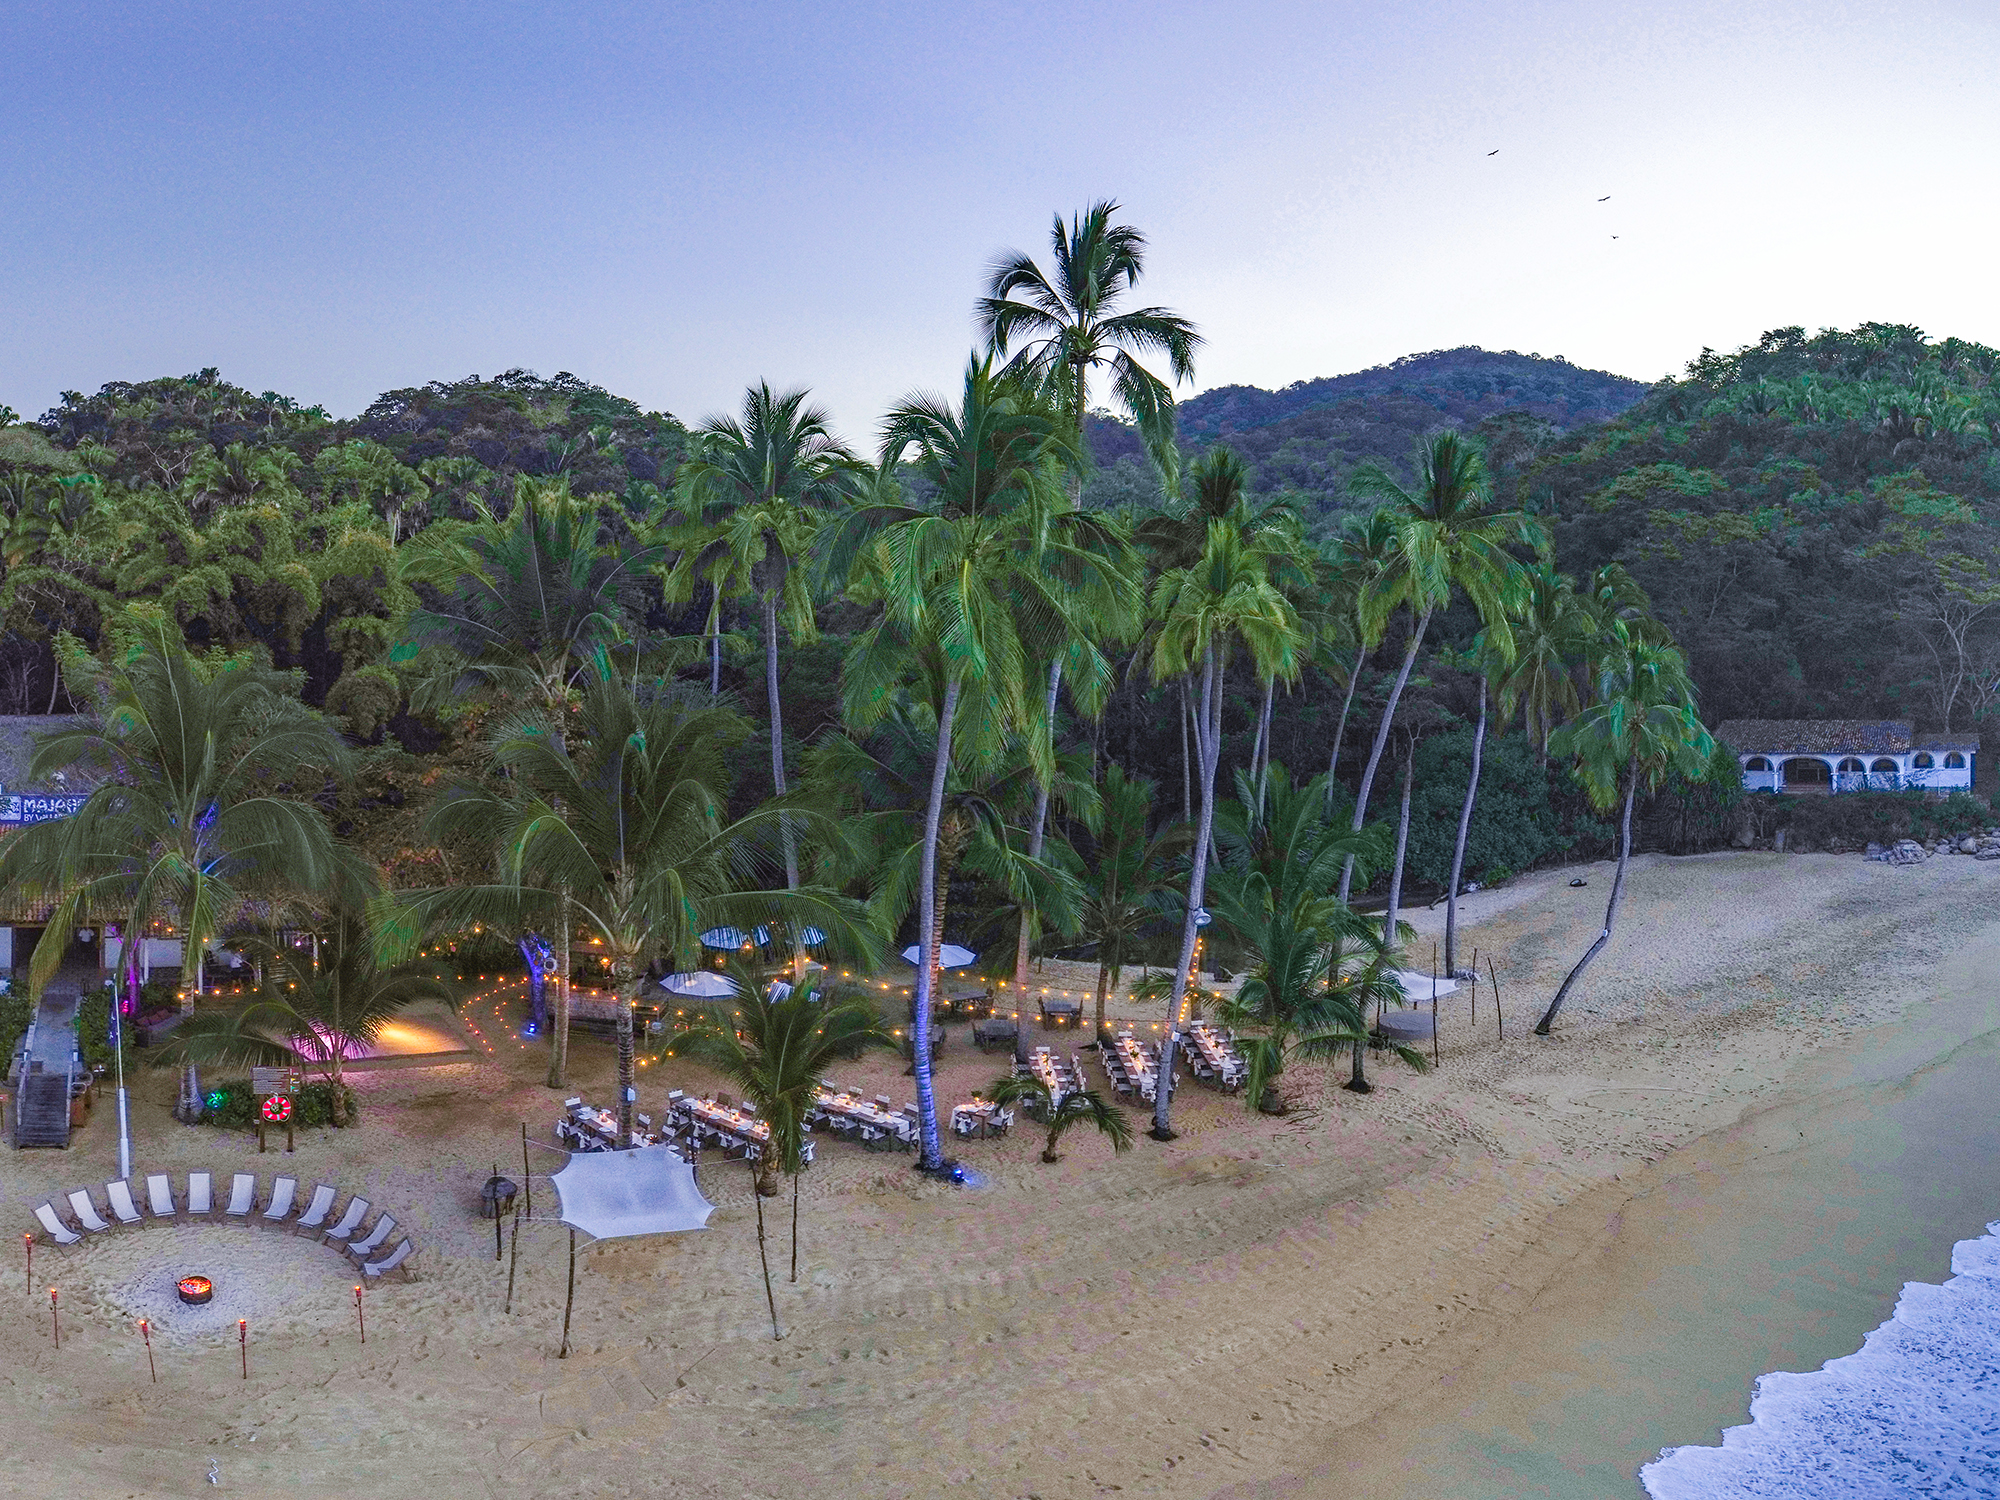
[1715,719,1980,756]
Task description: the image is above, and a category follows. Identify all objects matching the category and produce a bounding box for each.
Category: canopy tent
[660,971,738,998]
[902,943,977,970]
[1389,970,1459,1002]
[548,1144,715,1239]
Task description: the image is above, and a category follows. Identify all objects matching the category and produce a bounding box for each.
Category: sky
[3,0,1997,439]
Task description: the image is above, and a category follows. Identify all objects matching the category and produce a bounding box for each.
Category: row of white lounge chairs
[29,1172,418,1281]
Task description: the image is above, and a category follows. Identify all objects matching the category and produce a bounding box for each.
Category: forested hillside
[1492,324,2000,730]
[1083,347,1649,517]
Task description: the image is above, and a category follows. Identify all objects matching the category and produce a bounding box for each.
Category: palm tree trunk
[1536,756,1638,1035]
[1156,643,1220,1140]
[1093,959,1112,1047]
[709,585,722,698]
[547,900,571,1089]
[751,1159,779,1339]
[1326,641,1369,814]
[1383,738,1414,953]
[764,590,798,889]
[615,971,642,1145]
[790,1171,800,1284]
[1339,610,1432,903]
[1179,680,1192,823]
[1444,681,1488,976]
[1014,657,1063,1064]
[1252,676,1275,822]
[911,676,961,1172]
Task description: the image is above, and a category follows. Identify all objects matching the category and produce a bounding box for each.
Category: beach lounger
[345,1213,397,1262]
[104,1180,145,1227]
[187,1171,214,1219]
[292,1183,336,1236]
[321,1196,370,1247]
[67,1189,114,1234]
[145,1174,177,1221]
[223,1173,258,1223]
[259,1176,297,1228]
[360,1239,416,1281]
[32,1202,81,1248]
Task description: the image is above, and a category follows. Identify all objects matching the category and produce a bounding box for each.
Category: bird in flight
[1487,149,1499,156]
[1612,235,1620,240]
[1598,195,1611,202]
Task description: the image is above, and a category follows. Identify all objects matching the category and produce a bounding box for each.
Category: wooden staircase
[12,1064,71,1148]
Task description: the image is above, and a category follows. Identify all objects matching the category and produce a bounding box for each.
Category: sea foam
[1640,1221,2000,1498]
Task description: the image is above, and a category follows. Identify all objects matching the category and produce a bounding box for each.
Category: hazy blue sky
[3,1,1995,438]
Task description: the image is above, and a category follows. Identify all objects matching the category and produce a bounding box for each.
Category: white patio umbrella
[902,943,977,969]
[660,971,738,998]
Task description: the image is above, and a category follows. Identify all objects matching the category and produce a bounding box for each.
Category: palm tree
[401,478,661,1085]
[402,675,876,1146]
[402,477,657,715]
[1338,433,1542,902]
[986,1074,1133,1163]
[815,358,1097,1174]
[1442,633,1515,977]
[681,978,891,1330]
[978,199,1201,481]
[0,634,348,1145]
[1318,510,1399,811]
[1072,764,1189,1044]
[152,910,456,1124]
[1145,525,1304,1138]
[665,387,855,887]
[804,701,1086,1018]
[1499,557,1589,765]
[1534,621,1714,1035]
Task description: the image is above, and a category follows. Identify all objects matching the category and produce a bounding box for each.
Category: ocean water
[1640,1221,2000,1498]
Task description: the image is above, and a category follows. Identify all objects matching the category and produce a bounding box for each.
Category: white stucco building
[1716,719,1978,795]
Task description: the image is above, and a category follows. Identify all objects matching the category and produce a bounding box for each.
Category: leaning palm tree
[680,977,892,1332]
[986,1073,1133,1163]
[1535,622,1714,1035]
[979,199,1201,482]
[151,910,456,1125]
[1318,509,1400,810]
[398,674,877,1146]
[1338,433,1543,902]
[664,387,856,887]
[0,633,348,1135]
[815,357,1099,1174]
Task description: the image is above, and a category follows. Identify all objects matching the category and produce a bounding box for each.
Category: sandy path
[1,850,1993,1498]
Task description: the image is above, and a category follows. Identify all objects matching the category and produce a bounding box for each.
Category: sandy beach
[5,849,1998,1499]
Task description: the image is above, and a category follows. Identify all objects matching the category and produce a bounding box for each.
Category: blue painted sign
[0,789,89,824]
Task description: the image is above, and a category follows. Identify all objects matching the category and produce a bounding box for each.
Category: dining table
[810,1087,913,1146]
[950,1099,1004,1138]
[1182,1021,1248,1089]
[670,1095,809,1161]
[1104,1031,1159,1101]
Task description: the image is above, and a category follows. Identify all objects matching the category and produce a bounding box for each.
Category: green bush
[1764,789,1992,850]
[1400,730,1572,889]
[0,983,30,1066]
[1638,741,1746,854]
[195,1078,358,1129]
[76,985,132,1075]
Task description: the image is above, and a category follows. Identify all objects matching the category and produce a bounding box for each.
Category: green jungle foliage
[1746,789,1993,851]
[76,984,131,1074]
[0,983,31,1066]
[1401,729,1574,889]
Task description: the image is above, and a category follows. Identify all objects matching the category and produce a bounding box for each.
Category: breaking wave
[1641,1221,2000,1498]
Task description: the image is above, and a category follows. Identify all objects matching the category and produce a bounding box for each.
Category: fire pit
[176,1275,214,1306]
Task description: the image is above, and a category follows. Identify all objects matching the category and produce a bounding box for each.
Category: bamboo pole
[1431,946,1440,1068]
[1470,948,1480,1027]
[505,1209,521,1315]
[493,1163,504,1262]
[521,1123,532,1220]
[559,1229,576,1358]
[1493,962,1504,1041]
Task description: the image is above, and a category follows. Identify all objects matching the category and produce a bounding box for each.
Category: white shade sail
[549,1144,716,1240]
[902,943,977,969]
[1389,969,1459,1001]
[661,971,737,997]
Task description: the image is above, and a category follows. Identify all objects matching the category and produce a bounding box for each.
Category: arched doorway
[1781,757,1830,791]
